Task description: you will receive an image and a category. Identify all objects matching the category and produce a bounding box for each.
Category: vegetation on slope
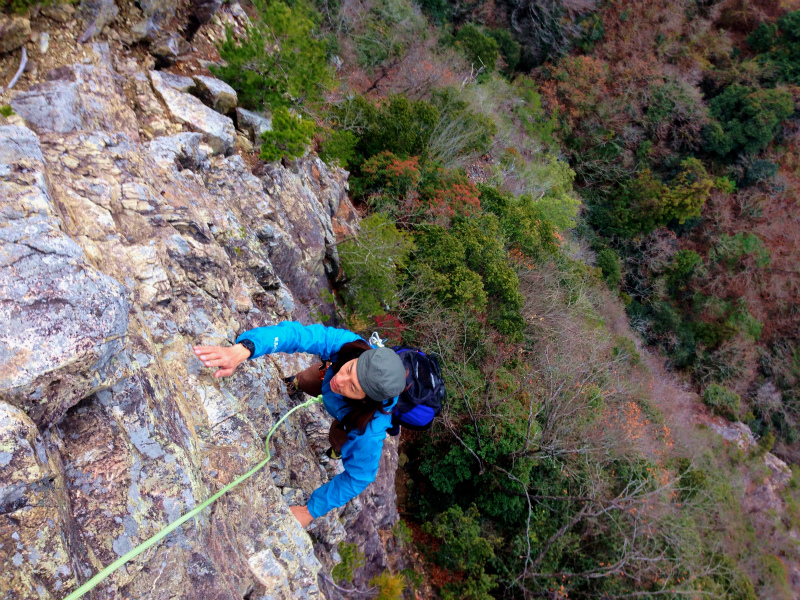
[210,0,800,597]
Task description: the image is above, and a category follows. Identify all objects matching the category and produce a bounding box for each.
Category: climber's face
[330,358,366,399]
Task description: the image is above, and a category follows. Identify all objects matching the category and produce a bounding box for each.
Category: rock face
[0,125,129,429]
[0,42,384,600]
[150,70,235,155]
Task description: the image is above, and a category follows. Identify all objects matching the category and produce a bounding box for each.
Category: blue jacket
[236,322,396,518]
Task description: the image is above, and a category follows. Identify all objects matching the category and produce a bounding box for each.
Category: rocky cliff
[0,30,398,600]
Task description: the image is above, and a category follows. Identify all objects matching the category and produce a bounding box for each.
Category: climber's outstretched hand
[290,505,314,528]
[193,343,250,378]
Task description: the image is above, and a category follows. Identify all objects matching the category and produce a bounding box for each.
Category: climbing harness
[63,394,324,600]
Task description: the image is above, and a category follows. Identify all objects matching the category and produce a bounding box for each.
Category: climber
[192,321,407,528]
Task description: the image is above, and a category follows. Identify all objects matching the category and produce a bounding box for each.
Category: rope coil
[63,395,324,600]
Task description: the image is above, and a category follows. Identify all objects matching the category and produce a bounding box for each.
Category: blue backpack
[387,346,446,435]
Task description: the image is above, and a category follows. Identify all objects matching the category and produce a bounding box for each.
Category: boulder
[159,71,196,93]
[151,70,235,155]
[0,16,30,54]
[41,3,76,22]
[193,74,238,114]
[236,106,272,142]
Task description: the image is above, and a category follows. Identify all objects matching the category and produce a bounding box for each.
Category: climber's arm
[305,422,384,518]
[236,321,361,360]
[193,322,361,378]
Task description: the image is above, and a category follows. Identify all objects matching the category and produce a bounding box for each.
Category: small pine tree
[211,0,331,112]
[260,108,315,162]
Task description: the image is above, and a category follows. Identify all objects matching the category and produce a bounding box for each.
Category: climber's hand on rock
[193,343,250,378]
[290,505,314,528]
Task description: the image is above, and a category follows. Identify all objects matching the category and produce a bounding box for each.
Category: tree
[211,0,331,112]
[704,84,794,157]
[595,158,714,237]
[455,25,500,72]
[260,107,315,161]
[748,11,800,84]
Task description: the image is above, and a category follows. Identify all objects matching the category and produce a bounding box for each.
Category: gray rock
[41,3,76,22]
[130,0,180,42]
[149,32,190,65]
[0,126,129,428]
[228,2,250,23]
[0,403,77,597]
[159,71,196,93]
[10,50,139,139]
[39,32,49,54]
[188,0,223,32]
[236,107,272,142]
[150,70,235,155]
[193,75,237,114]
[76,0,118,41]
[0,16,30,54]
[147,132,208,170]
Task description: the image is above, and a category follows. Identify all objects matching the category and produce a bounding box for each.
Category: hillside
[1,0,799,599]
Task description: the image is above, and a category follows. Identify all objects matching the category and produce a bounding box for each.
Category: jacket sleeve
[306,423,385,518]
[235,322,361,361]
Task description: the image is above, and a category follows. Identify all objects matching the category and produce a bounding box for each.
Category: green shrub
[454,24,500,72]
[212,0,330,112]
[574,12,605,52]
[599,158,713,236]
[702,383,741,420]
[456,215,525,338]
[339,213,415,318]
[416,0,450,23]
[319,130,358,168]
[739,158,779,188]
[704,84,794,157]
[369,571,405,600]
[1,0,52,13]
[511,78,559,148]
[0,105,15,117]
[709,232,770,268]
[427,88,498,164]
[596,248,621,287]
[758,431,776,455]
[477,184,558,257]
[748,12,800,84]
[332,542,365,583]
[260,107,315,161]
[677,458,709,499]
[412,225,488,312]
[423,504,493,573]
[340,95,439,166]
[392,518,413,547]
[354,0,425,71]
[665,249,703,294]
[486,29,521,73]
[759,554,790,597]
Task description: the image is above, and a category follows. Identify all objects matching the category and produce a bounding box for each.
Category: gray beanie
[356,347,407,401]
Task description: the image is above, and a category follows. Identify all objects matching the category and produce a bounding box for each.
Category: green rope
[63,395,324,600]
